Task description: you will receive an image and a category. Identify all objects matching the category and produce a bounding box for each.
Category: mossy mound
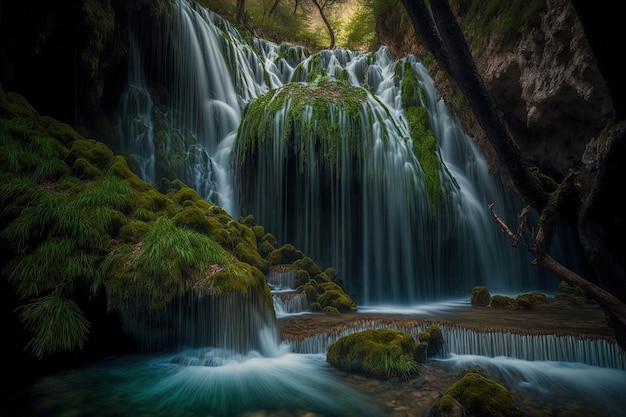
[327,329,421,381]
[471,286,491,307]
[0,87,321,358]
[236,77,369,175]
[490,294,514,308]
[475,287,550,310]
[252,213,355,314]
[430,372,521,417]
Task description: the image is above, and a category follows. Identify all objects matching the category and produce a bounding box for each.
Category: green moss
[258,239,275,259]
[119,220,151,243]
[436,372,521,417]
[0,91,46,135]
[172,186,202,206]
[239,214,257,227]
[293,256,321,276]
[513,295,532,310]
[267,243,305,266]
[261,232,278,247]
[317,289,356,312]
[106,216,233,310]
[324,267,340,282]
[107,155,154,192]
[173,205,212,234]
[490,294,514,308]
[452,0,546,54]
[471,286,491,307]
[401,63,441,212]
[327,329,421,381]
[426,325,444,356]
[233,241,269,274]
[251,225,265,242]
[302,281,319,302]
[294,269,310,288]
[524,291,548,305]
[40,116,85,147]
[323,306,340,315]
[67,138,114,169]
[319,281,343,292]
[71,157,103,179]
[236,78,369,174]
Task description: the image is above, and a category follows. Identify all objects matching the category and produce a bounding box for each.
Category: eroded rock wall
[380,0,613,196]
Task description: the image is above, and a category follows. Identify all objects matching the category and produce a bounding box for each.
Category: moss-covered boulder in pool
[327,329,421,381]
[471,286,491,308]
[430,372,521,417]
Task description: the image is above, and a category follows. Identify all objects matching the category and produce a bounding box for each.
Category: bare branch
[488,203,528,247]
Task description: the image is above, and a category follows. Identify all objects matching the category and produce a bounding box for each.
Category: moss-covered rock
[294,256,321,276]
[258,239,275,259]
[294,269,310,288]
[430,372,521,417]
[327,329,421,381]
[513,294,533,310]
[234,241,269,274]
[425,324,444,357]
[490,294,514,308]
[317,289,356,312]
[471,286,491,308]
[267,243,305,266]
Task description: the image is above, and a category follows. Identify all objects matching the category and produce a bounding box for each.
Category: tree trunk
[236,0,246,25]
[311,0,335,49]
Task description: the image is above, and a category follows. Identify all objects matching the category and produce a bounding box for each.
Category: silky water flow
[5,1,625,416]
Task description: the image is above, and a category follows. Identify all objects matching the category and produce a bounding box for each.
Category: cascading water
[116,0,571,307]
[4,3,622,417]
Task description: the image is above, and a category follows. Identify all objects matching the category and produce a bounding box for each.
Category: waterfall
[283,319,626,371]
[115,0,572,306]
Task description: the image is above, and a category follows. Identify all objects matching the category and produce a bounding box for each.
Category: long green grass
[18,292,90,359]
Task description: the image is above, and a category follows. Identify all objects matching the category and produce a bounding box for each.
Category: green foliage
[17,293,90,360]
[327,329,421,380]
[136,216,227,281]
[105,216,235,310]
[342,3,377,52]
[400,63,441,212]
[451,0,546,53]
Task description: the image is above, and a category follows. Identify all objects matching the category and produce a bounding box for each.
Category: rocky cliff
[380,0,613,197]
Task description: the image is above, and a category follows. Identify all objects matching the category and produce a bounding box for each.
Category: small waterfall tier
[267,268,309,317]
[283,318,625,370]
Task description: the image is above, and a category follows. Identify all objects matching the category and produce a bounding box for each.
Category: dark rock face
[475,0,612,194]
[380,0,613,197]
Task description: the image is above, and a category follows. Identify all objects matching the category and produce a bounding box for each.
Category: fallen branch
[489,203,626,327]
[487,203,530,247]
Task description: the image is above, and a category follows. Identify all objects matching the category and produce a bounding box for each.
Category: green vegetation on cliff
[237,77,368,174]
[0,86,353,359]
[400,61,441,210]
